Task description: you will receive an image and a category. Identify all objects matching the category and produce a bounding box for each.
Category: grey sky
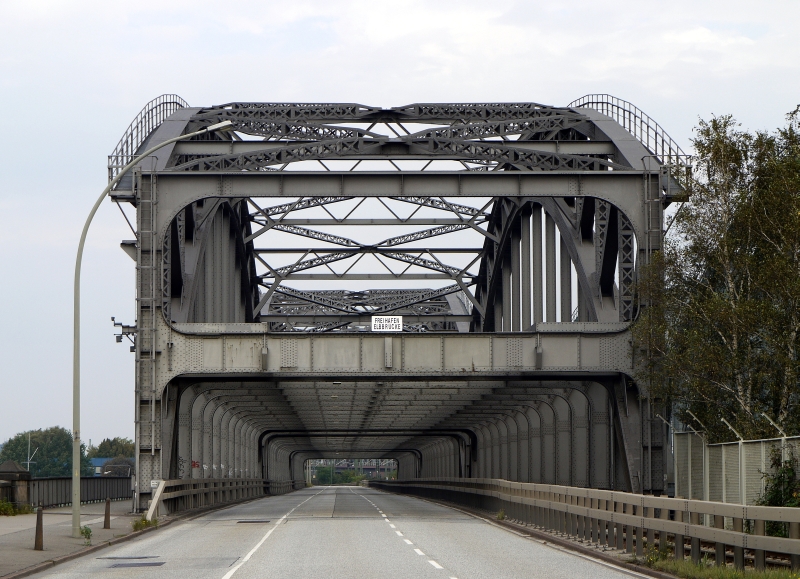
[1,0,798,445]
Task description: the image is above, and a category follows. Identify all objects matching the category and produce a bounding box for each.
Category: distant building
[90,458,111,476]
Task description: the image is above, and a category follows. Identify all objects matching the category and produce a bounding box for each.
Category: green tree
[0,427,92,477]
[634,110,800,441]
[87,437,135,459]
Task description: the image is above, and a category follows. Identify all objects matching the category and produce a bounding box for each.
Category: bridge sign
[371,316,402,332]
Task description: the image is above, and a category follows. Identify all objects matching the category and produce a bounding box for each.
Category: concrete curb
[372,489,678,579]
[0,494,269,579]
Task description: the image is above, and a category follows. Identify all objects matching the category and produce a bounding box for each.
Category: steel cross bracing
[111,96,686,510]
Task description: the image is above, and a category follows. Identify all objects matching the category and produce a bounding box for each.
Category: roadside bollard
[104,498,111,530]
[34,504,43,551]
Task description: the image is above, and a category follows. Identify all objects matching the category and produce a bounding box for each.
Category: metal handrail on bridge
[147,478,305,519]
[372,477,800,571]
[569,94,688,167]
[108,93,189,182]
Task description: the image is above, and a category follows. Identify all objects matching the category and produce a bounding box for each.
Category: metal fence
[28,476,132,508]
[674,433,800,504]
[373,477,800,571]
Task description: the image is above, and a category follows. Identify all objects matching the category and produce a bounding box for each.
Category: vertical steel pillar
[511,224,521,332]
[502,249,512,332]
[520,206,532,331]
[560,236,572,323]
[545,212,557,323]
[531,204,543,325]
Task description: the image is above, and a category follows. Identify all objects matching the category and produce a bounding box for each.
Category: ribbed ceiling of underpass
[193,379,582,457]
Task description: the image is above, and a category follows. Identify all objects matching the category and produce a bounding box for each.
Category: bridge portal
[108,95,686,510]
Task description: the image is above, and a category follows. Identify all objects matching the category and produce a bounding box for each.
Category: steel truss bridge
[109,94,686,511]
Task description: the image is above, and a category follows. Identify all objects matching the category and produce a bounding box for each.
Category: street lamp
[71,120,234,538]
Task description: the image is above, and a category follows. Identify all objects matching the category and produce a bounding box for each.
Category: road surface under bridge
[27,487,638,579]
[108,95,687,511]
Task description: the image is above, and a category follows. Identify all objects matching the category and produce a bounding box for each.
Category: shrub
[80,525,92,545]
[496,509,506,521]
[132,515,158,532]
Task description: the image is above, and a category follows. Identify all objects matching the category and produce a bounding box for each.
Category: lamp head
[205,120,235,133]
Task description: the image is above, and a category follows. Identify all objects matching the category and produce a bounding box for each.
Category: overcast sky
[1,0,798,446]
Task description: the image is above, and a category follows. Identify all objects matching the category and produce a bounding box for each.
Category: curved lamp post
[71,120,233,537]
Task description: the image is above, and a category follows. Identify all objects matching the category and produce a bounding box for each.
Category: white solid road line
[429,561,444,569]
[221,489,325,579]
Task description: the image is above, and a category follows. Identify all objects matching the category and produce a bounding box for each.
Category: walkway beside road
[0,500,139,577]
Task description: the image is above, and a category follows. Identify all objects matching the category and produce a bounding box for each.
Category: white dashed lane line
[350,487,460,577]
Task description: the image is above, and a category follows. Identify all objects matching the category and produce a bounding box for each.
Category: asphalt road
[27,487,644,579]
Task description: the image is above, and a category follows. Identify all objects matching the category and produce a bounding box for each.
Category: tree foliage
[87,437,135,459]
[313,467,365,485]
[0,427,92,477]
[634,110,800,442]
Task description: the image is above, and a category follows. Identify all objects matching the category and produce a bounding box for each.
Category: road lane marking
[395,531,403,536]
[414,549,425,556]
[381,514,387,517]
[404,539,413,545]
[221,489,325,579]
[429,561,444,569]
[390,524,396,528]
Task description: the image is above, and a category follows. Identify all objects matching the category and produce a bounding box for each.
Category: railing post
[625,503,633,553]
[714,514,725,565]
[791,522,800,571]
[635,518,643,557]
[733,517,744,570]
[690,511,701,563]
[615,500,624,550]
[599,499,607,547]
[659,502,669,554]
[646,505,655,551]
[578,496,586,542]
[754,518,765,571]
[674,500,684,560]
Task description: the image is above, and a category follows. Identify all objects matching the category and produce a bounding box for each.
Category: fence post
[690,511,701,563]
[754,518,765,571]
[733,517,744,570]
[646,504,655,551]
[790,522,800,571]
[714,514,725,565]
[673,499,684,560]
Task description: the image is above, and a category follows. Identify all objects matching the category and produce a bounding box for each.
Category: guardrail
[147,478,305,520]
[27,476,132,508]
[372,478,800,571]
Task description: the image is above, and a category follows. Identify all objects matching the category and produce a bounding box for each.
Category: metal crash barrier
[372,478,800,571]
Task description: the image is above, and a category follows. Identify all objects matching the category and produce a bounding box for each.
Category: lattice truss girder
[144,99,687,332]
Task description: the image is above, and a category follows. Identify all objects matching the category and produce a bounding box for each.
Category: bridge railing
[568,94,688,167]
[27,476,132,508]
[148,478,305,519]
[372,478,800,571]
[108,93,189,183]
